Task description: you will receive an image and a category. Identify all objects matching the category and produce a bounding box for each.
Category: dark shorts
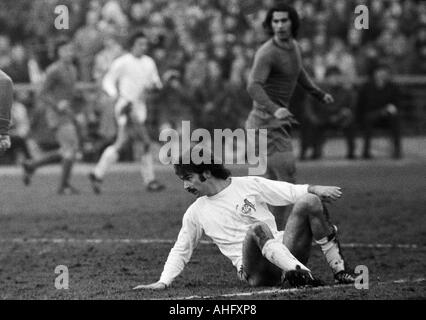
[245,109,293,156]
[55,122,79,158]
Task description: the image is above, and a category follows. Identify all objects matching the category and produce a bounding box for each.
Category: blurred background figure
[357,63,402,159]
[300,66,356,160]
[89,31,165,194]
[73,10,105,81]
[3,90,31,164]
[91,32,124,158]
[22,39,82,195]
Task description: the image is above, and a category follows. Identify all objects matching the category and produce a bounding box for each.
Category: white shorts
[114,98,147,126]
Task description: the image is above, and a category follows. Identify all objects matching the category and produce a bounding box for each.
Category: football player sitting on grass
[134,148,357,290]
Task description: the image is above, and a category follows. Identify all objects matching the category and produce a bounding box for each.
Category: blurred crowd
[0,0,425,163]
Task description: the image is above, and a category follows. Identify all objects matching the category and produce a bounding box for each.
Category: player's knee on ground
[247,222,274,248]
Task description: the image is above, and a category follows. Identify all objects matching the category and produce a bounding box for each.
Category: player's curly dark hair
[174,147,231,181]
[262,4,300,38]
[127,30,147,50]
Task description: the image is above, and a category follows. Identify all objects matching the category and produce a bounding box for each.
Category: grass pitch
[0,159,425,299]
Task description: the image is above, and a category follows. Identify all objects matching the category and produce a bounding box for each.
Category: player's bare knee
[247,222,273,248]
[297,194,323,215]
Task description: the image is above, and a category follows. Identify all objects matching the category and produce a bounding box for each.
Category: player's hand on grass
[322,93,334,104]
[133,281,167,290]
[308,185,342,203]
[0,134,11,152]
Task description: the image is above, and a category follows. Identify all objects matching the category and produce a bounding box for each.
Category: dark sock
[59,158,74,189]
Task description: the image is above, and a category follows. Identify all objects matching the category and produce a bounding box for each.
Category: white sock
[261,239,310,272]
[316,234,345,274]
[94,146,119,179]
[140,152,155,185]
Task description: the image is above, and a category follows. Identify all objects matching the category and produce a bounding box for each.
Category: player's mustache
[186,187,198,194]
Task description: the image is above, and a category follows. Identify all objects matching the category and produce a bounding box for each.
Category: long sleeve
[251,176,309,206]
[159,208,203,286]
[247,50,281,114]
[149,60,163,90]
[102,58,123,99]
[297,66,325,101]
[0,70,13,135]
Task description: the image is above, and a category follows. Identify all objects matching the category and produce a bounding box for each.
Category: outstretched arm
[251,176,342,206]
[0,69,13,151]
[102,58,123,100]
[307,185,342,203]
[133,209,203,290]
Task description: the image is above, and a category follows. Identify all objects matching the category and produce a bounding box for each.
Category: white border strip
[165,277,426,300]
[0,238,423,249]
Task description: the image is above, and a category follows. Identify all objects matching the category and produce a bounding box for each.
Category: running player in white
[89,31,165,193]
[134,149,356,290]
[0,69,13,152]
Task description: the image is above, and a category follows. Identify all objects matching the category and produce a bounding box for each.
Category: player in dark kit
[246,4,334,230]
[22,40,81,195]
[0,69,13,152]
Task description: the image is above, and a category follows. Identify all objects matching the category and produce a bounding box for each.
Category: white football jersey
[102,53,162,123]
[159,176,309,286]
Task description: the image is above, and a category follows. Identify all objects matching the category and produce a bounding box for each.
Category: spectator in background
[157,69,193,135]
[325,38,357,86]
[229,44,249,87]
[0,35,12,70]
[412,25,426,75]
[5,44,31,83]
[357,63,402,159]
[376,18,411,74]
[93,33,124,83]
[301,66,356,160]
[326,0,350,40]
[101,0,129,31]
[73,10,105,81]
[184,48,209,94]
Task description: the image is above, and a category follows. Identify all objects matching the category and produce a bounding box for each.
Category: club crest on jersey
[240,198,256,215]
